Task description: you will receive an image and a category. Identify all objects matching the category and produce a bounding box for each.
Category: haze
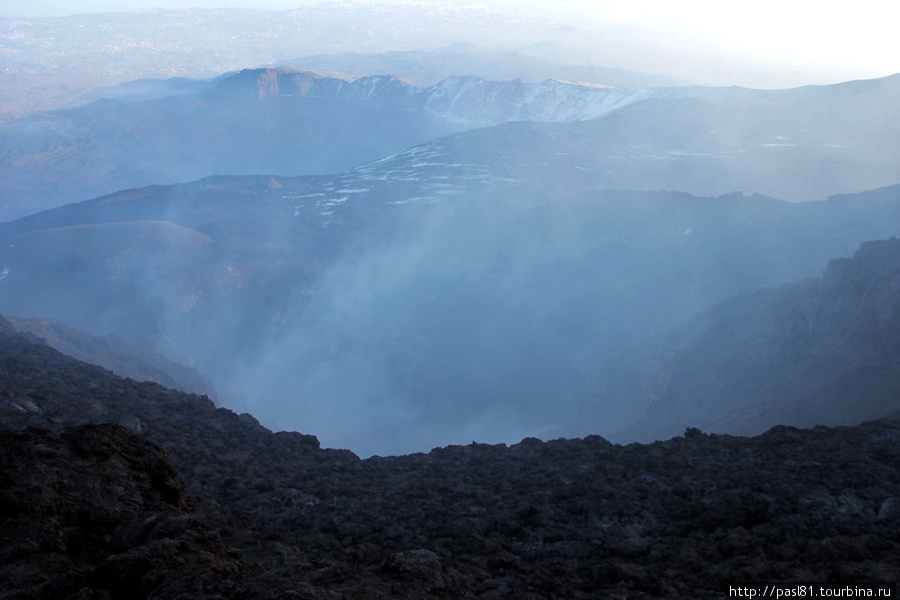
[3,0,898,87]
[0,0,899,458]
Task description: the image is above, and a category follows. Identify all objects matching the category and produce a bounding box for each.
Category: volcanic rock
[0,320,898,598]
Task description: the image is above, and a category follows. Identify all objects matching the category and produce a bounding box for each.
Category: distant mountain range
[376,74,900,203]
[2,69,898,221]
[282,47,678,89]
[0,67,657,221]
[0,5,684,122]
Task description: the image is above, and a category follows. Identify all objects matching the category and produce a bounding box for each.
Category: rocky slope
[0,424,246,600]
[3,316,212,397]
[1,318,899,598]
[618,237,900,443]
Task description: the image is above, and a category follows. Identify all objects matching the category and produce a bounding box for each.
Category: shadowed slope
[619,237,900,443]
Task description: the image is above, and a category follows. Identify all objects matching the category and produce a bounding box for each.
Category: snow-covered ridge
[214,67,666,126]
[419,76,664,125]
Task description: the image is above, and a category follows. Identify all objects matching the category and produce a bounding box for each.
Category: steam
[220,200,587,455]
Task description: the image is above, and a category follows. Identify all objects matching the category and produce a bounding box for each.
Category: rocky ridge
[1,318,899,598]
[209,68,654,125]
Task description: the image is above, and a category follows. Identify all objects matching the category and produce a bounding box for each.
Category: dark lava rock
[0,423,245,600]
[1,321,899,598]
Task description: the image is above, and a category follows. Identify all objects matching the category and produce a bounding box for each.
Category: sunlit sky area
[2,0,899,85]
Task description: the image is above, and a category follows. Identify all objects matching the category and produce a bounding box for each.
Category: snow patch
[389,196,442,205]
[284,193,325,199]
[669,151,717,157]
[317,197,349,206]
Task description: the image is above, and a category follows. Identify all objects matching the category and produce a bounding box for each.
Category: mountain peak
[211,67,331,99]
[253,175,284,190]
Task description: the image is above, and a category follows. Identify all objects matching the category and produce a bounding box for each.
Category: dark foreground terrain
[1,320,899,599]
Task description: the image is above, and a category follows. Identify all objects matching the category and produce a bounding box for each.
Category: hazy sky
[1,0,898,85]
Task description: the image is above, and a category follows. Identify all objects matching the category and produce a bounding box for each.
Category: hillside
[617,236,900,442]
[388,74,900,202]
[3,315,212,396]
